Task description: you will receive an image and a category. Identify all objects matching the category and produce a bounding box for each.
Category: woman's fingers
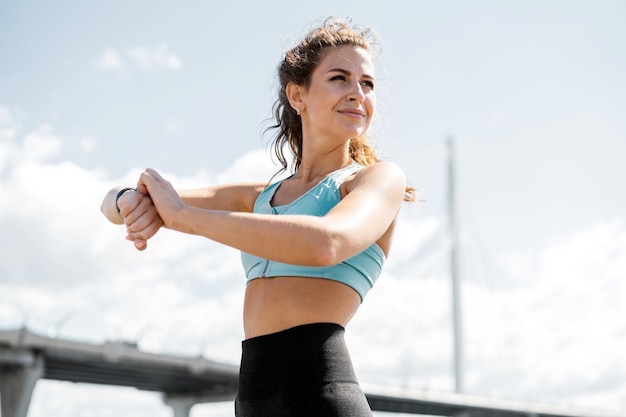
[117,189,142,218]
[125,198,164,237]
[118,169,169,250]
[123,193,154,227]
[138,168,165,192]
[126,215,163,242]
[136,168,185,227]
[144,167,165,181]
[136,182,148,196]
[134,239,148,251]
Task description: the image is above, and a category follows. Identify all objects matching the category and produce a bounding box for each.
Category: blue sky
[1,1,626,416]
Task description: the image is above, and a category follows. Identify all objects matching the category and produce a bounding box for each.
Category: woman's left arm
[322,161,407,261]
[134,163,406,266]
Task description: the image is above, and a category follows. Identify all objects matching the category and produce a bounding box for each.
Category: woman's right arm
[101,182,266,249]
[176,183,266,213]
[101,183,265,222]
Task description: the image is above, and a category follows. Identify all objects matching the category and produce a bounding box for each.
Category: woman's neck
[296,155,351,183]
[296,139,351,182]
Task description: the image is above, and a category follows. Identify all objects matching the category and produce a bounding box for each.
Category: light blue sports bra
[240,164,385,301]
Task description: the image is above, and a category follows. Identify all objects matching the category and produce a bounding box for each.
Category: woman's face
[300,45,376,142]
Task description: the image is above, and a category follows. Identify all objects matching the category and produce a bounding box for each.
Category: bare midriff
[243,276,362,339]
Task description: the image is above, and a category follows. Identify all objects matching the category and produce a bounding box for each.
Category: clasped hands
[116,168,183,251]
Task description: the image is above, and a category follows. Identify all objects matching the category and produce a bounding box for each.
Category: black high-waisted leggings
[235,322,372,417]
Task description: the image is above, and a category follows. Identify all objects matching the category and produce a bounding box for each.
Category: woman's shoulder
[343,161,406,195]
[355,161,406,183]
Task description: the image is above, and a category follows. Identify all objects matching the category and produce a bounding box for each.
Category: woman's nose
[348,82,365,102]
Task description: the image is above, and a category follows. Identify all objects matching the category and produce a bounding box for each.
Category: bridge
[0,328,622,417]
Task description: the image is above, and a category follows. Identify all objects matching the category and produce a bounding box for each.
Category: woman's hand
[136,168,186,230]
[118,186,164,251]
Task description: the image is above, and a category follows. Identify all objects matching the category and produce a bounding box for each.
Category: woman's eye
[362,80,375,89]
[331,75,347,81]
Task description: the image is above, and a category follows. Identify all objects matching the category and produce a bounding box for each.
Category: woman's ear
[286,82,304,114]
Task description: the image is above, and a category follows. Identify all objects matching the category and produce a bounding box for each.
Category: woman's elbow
[307,236,348,267]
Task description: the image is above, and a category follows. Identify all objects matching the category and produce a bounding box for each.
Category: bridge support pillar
[163,395,197,417]
[0,351,44,417]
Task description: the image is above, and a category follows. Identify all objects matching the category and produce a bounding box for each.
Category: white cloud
[96,43,183,73]
[461,219,626,409]
[216,148,280,183]
[21,125,63,162]
[95,47,125,70]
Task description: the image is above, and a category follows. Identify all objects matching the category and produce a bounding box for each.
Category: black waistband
[240,323,347,375]
[243,322,345,345]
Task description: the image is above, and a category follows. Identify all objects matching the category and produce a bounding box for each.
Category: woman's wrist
[115,187,138,214]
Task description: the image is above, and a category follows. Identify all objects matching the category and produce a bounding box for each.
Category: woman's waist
[243,276,361,339]
[237,322,360,402]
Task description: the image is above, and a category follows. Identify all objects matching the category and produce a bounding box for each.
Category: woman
[102,18,415,417]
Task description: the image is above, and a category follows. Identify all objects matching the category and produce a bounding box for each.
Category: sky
[1,0,625,416]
